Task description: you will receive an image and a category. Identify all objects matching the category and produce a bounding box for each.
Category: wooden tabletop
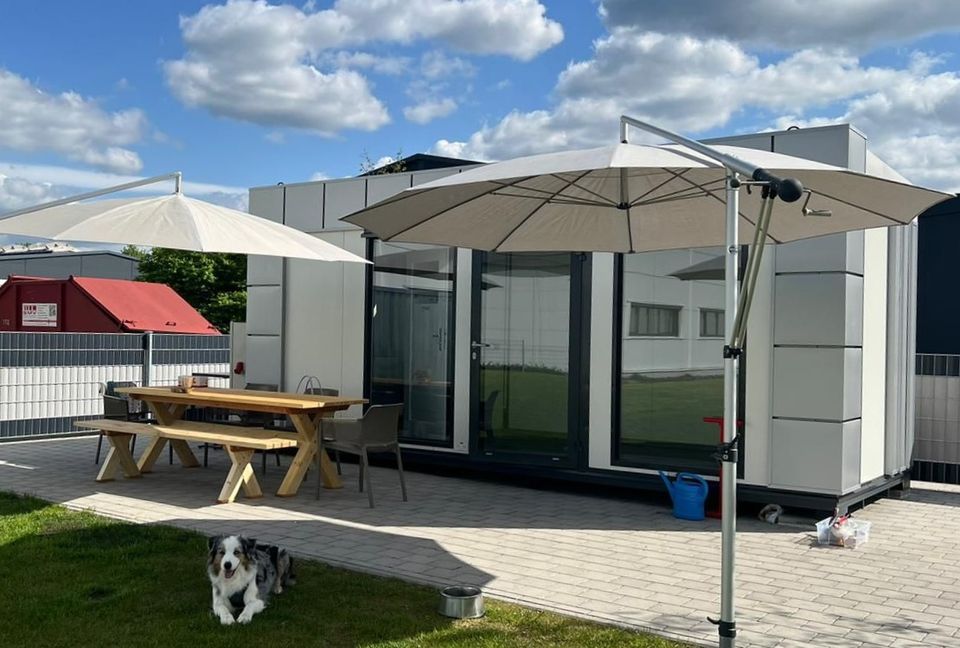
[117,386,366,413]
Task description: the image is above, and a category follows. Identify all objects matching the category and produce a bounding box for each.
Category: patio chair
[304,387,342,474]
[203,382,282,474]
[316,403,406,508]
[94,381,159,464]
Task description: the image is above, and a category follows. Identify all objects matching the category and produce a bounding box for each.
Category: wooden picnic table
[118,386,366,497]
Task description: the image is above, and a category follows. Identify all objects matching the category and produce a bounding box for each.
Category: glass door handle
[471,341,490,349]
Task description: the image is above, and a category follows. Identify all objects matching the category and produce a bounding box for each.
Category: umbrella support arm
[0,172,182,220]
[619,115,804,203]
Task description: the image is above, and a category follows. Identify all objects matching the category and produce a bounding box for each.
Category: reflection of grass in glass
[620,375,723,445]
[481,367,568,455]
[475,369,724,455]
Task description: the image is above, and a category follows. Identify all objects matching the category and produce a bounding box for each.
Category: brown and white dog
[207,535,295,625]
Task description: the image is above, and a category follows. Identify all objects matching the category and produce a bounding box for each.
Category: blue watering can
[659,471,709,521]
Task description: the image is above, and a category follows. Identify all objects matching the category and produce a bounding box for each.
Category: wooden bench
[76,419,299,503]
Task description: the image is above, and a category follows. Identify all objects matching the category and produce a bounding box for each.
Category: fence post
[142,331,153,387]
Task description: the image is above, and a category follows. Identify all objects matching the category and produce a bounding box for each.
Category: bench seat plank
[76,419,300,451]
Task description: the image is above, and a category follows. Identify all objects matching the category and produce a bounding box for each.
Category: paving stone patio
[2,435,960,647]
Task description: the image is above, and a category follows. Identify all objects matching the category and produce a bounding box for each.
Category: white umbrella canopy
[343,142,950,252]
[0,192,367,263]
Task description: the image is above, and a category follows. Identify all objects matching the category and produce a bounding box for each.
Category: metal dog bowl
[439,585,485,619]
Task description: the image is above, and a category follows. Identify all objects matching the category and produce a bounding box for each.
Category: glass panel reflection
[371,241,455,445]
[479,252,570,458]
[617,248,727,472]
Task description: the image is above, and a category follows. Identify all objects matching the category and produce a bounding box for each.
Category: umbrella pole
[719,169,740,647]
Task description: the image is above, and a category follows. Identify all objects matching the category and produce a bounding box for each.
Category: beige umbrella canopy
[344,142,949,253]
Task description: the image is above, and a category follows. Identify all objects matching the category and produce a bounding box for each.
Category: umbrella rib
[558,176,619,207]
[490,191,610,208]
[628,169,697,206]
[384,175,537,241]
[492,169,594,252]
[631,177,726,206]
[660,168,782,244]
[491,174,617,207]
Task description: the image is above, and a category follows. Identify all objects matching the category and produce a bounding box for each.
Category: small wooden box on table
[76,386,366,503]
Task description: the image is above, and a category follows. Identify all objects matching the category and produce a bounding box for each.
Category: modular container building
[245,125,924,512]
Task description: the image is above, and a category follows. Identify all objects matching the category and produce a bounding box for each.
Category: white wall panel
[773,347,862,421]
[246,285,283,335]
[283,183,324,233]
[774,274,863,346]
[589,253,615,469]
[249,186,284,223]
[861,228,888,482]
[366,173,412,205]
[323,179,366,230]
[770,418,861,493]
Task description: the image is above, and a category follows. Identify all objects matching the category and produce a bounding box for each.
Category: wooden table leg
[137,435,167,473]
[96,433,142,482]
[219,447,262,503]
[142,400,200,468]
[277,413,341,496]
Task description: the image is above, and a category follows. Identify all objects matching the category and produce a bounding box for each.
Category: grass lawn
[0,493,688,648]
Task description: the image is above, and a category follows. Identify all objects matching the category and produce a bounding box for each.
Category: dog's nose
[224,561,233,570]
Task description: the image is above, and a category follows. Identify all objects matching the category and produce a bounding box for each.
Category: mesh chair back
[361,404,403,446]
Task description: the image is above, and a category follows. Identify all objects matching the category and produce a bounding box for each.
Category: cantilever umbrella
[0,172,367,263]
[343,116,952,648]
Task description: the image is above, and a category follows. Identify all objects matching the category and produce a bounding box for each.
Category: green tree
[121,245,246,333]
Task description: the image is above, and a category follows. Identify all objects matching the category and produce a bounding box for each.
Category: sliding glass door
[471,252,586,465]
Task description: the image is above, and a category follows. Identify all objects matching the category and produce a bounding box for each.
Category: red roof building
[0,275,220,334]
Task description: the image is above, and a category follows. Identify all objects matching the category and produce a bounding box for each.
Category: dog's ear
[241,537,258,556]
[207,535,222,553]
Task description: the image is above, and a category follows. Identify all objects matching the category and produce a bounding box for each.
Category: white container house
[245,126,919,512]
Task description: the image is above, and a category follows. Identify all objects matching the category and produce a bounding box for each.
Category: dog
[207,535,295,625]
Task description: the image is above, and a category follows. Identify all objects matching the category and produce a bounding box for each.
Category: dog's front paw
[237,610,254,624]
[218,611,235,626]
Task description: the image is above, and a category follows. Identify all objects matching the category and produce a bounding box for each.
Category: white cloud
[0,174,63,212]
[323,51,411,75]
[432,28,960,191]
[0,69,146,174]
[600,0,960,51]
[309,171,330,181]
[164,0,561,133]
[404,97,458,124]
[0,160,247,199]
[420,50,476,79]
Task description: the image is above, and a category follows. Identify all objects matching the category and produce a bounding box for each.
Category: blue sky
[1,0,959,212]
